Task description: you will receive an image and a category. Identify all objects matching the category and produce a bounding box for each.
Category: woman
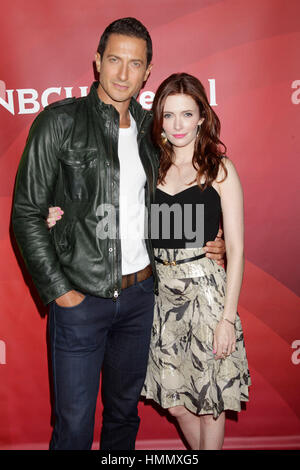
[47,73,251,450]
[142,73,250,450]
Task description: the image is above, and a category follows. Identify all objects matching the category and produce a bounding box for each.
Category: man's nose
[118,62,129,82]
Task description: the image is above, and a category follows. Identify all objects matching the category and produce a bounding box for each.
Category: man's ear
[95,52,101,73]
[144,63,153,82]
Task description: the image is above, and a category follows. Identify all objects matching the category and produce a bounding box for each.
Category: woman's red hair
[152,73,227,188]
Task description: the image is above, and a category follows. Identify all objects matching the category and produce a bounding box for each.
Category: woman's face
[162,94,203,149]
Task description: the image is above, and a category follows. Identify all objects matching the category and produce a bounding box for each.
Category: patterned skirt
[142,247,251,419]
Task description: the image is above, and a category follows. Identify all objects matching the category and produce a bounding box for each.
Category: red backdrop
[0,0,300,450]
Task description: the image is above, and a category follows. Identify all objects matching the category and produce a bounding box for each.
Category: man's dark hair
[97,17,152,66]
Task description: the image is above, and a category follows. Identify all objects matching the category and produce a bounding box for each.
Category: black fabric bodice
[151,184,221,248]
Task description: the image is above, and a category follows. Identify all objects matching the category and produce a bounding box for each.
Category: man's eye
[109,57,117,62]
[132,62,141,67]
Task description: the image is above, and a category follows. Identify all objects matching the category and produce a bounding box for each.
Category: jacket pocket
[54,218,76,255]
[58,149,97,202]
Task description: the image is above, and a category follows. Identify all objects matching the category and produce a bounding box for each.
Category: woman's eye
[163,113,172,119]
[184,112,193,117]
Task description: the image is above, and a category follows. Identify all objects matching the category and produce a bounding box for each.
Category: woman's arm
[219,158,244,322]
[213,158,244,359]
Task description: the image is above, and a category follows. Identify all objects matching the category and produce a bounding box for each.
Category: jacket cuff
[39,279,74,305]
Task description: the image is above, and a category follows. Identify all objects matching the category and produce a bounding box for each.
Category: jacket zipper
[113,289,119,300]
[110,108,120,301]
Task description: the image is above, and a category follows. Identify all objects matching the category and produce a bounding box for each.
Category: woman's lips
[172,134,187,139]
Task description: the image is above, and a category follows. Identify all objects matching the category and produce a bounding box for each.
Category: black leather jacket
[12,82,159,304]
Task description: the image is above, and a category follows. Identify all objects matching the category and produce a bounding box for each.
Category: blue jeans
[48,276,154,450]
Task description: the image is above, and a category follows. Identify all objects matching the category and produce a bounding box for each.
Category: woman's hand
[213,319,236,360]
[46,206,64,228]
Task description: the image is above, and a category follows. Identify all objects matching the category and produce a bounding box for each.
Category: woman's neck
[172,140,195,166]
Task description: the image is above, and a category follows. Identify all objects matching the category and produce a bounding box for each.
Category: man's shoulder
[45,95,87,114]
[46,97,77,109]
[29,96,88,135]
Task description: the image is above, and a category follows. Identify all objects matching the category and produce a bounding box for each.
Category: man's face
[95,33,152,106]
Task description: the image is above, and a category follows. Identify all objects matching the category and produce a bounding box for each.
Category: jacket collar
[88,81,152,132]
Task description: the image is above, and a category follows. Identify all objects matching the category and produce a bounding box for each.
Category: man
[12,18,225,450]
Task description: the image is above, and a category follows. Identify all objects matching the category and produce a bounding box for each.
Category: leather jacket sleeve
[12,108,74,304]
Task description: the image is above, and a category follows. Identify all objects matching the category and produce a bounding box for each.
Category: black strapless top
[151,184,221,248]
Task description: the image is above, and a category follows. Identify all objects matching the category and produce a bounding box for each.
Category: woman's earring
[197,118,204,137]
[161,131,168,145]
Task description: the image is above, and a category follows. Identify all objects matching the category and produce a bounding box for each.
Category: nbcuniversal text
[0,80,218,114]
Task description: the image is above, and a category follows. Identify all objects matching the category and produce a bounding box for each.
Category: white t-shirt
[118,113,150,275]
